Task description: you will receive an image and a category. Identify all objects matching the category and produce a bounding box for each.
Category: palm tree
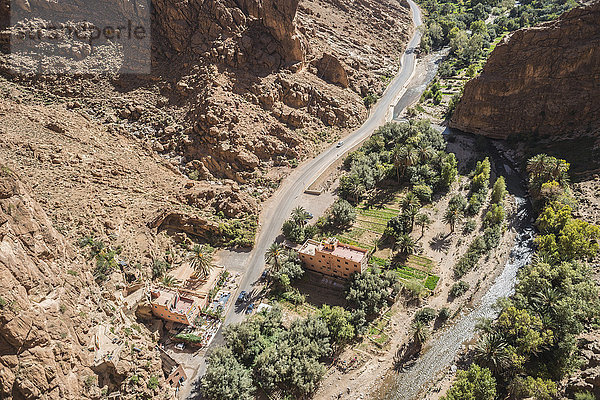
[527,153,570,190]
[189,245,213,279]
[400,192,420,212]
[526,153,553,177]
[411,320,429,351]
[161,275,181,287]
[417,143,435,164]
[473,333,512,375]
[291,206,310,227]
[392,145,402,183]
[400,147,419,177]
[415,213,432,238]
[396,234,415,255]
[401,192,421,231]
[265,243,284,271]
[532,287,561,320]
[350,182,365,204]
[443,207,463,234]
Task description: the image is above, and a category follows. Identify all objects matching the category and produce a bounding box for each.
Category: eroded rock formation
[450,1,600,140]
[0,0,412,186]
[0,170,173,400]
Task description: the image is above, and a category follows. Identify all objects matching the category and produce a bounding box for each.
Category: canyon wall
[0,169,172,400]
[450,1,600,140]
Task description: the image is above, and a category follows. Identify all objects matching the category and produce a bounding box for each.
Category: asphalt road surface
[185,1,424,396]
[225,0,423,327]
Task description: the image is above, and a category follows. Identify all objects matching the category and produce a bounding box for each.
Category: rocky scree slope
[0,169,174,400]
[0,0,412,186]
[450,1,600,141]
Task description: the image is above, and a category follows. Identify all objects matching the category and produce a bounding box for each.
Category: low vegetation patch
[445,155,600,399]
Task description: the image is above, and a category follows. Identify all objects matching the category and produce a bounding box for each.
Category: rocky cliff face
[0,169,173,400]
[0,0,412,186]
[450,1,600,140]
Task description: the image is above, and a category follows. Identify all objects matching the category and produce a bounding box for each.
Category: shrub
[470,158,491,193]
[449,194,468,212]
[483,225,502,249]
[347,269,397,317]
[467,192,485,215]
[147,376,159,390]
[175,333,203,343]
[282,288,305,305]
[414,307,437,324]
[327,199,356,228]
[574,392,596,400]
[438,307,451,321]
[491,176,507,204]
[450,281,470,298]
[484,204,505,227]
[282,219,305,243]
[152,259,170,280]
[413,184,433,203]
[84,375,97,388]
[463,219,477,234]
[444,364,496,400]
[363,93,378,109]
[402,279,426,300]
[129,375,140,385]
[508,376,557,400]
[219,216,258,247]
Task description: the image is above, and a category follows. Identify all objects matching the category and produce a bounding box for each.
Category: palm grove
[443,155,600,400]
[200,120,459,399]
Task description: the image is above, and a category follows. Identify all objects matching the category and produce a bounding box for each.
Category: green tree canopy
[443,364,496,400]
[201,347,255,400]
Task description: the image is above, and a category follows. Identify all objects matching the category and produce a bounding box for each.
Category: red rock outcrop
[313,53,350,88]
[450,1,600,140]
[0,169,173,400]
[0,0,412,186]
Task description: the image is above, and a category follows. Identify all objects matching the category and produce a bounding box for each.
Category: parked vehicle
[336,141,344,148]
[236,291,248,304]
[175,343,185,350]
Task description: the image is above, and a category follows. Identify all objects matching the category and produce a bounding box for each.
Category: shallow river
[375,139,536,400]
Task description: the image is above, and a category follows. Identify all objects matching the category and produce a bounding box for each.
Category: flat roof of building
[151,289,197,315]
[174,296,194,314]
[153,289,176,307]
[329,243,368,263]
[298,239,318,256]
[299,239,368,263]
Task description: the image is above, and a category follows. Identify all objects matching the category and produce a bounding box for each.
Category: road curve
[185,2,424,395]
[225,0,423,326]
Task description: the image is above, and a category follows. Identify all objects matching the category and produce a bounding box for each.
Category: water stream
[376,135,536,400]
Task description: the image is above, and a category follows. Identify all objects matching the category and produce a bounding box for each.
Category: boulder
[313,53,350,88]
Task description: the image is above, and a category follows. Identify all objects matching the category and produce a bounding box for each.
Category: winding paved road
[185,2,423,396]
[227,0,423,326]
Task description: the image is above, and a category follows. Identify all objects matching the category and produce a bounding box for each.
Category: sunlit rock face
[450,1,600,140]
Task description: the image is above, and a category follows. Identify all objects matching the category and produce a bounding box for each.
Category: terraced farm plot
[406,254,435,273]
[335,205,400,250]
[395,254,440,291]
